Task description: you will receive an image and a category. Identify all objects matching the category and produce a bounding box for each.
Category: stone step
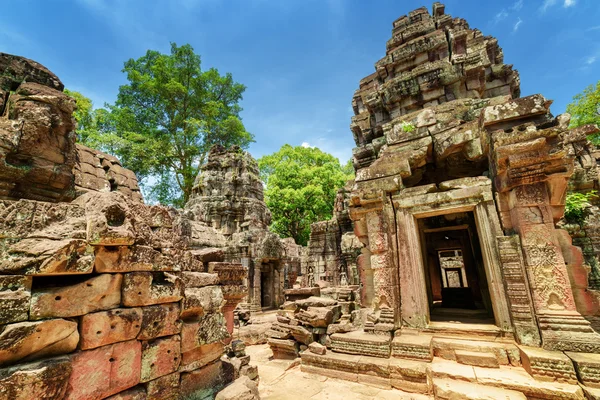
[329,330,391,358]
[433,378,526,400]
[391,333,433,361]
[432,336,519,366]
[300,350,585,399]
[424,321,503,339]
[566,351,600,389]
[455,350,500,369]
[519,345,578,384]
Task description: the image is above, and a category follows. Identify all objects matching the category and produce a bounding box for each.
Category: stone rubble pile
[267,288,360,360]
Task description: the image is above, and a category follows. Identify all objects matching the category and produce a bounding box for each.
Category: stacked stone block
[267,288,359,359]
[0,190,251,399]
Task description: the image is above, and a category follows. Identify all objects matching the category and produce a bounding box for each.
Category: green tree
[258,145,353,246]
[103,43,254,206]
[64,89,105,148]
[566,80,600,144]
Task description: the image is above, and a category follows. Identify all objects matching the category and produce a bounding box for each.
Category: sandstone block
[455,350,499,368]
[519,345,578,384]
[146,372,179,400]
[289,324,314,345]
[140,335,181,382]
[268,338,299,360]
[433,378,526,400]
[138,303,182,340]
[179,271,219,287]
[296,306,334,327]
[122,272,183,307]
[239,364,258,381]
[0,275,31,324]
[215,375,259,400]
[0,319,79,366]
[181,313,229,352]
[95,245,179,273]
[389,358,430,393]
[30,273,122,319]
[180,361,225,400]
[566,351,600,388]
[181,341,224,372]
[66,340,141,399]
[309,342,327,355]
[180,285,224,318]
[3,238,94,275]
[0,356,72,400]
[295,296,337,308]
[104,386,146,400]
[76,192,136,246]
[80,308,142,350]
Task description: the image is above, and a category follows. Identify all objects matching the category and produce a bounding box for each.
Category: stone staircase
[300,330,600,399]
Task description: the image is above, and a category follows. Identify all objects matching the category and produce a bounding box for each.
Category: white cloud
[564,0,576,7]
[586,56,597,65]
[511,0,524,11]
[541,0,557,12]
[588,26,600,31]
[301,142,313,148]
[513,18,523,32]
[494,9,509,24]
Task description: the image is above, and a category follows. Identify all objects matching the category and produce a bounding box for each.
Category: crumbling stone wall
[0,53,257,400]
[304,182,362,288]
[186,145,304,312]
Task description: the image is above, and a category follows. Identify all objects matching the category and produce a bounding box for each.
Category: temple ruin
[2,1,600,399]
[269,3,600,399]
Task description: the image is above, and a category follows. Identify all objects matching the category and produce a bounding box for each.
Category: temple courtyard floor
[245,344,432,400]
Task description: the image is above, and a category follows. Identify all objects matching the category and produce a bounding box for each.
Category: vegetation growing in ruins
[564,190,597,223]
[68,43,254,207]
[400,121,416,133]
[567,80,600,144]
[258,145,353,246]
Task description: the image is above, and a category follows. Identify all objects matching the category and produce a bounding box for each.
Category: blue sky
[1,0,599,164]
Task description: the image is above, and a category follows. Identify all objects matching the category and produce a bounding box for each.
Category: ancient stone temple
[272,3,600,398]
[0,52,258,399]
[185,145,303,313]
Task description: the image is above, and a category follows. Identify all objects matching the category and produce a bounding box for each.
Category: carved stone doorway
[418,212,495,325]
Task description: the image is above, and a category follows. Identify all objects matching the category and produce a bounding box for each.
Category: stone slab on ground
[433,378,526,400]
[246,344,433,400]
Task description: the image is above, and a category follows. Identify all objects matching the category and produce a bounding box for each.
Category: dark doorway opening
[418,211,495,325]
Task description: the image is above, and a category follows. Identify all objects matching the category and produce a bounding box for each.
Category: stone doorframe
[391,178,513,334]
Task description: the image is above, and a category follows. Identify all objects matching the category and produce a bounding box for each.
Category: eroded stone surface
[0,319,78,366]
[80,308,143,350]
[30,273,122,319]
[122,272,183,307]
[0,356,72,400]
[140,335,181,382]
[66,340,141,399]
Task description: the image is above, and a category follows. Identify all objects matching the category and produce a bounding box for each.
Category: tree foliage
[64,89,113,149]
[566,80,600,144]
[88,43,253,207]
[258,145,354,246]
[565,191,597,223]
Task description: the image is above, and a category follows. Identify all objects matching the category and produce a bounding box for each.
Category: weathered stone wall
[75,144,143,202]
[0,54,257,399]
[1,53,77,202]
[304,182,362,288]
[0,191,258,399]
